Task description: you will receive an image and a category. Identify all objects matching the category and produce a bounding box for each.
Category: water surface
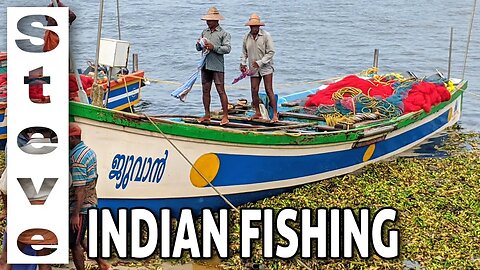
[0,0,478,131]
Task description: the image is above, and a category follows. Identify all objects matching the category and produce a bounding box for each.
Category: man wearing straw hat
[196,6,231,126]
[240,13,278,122]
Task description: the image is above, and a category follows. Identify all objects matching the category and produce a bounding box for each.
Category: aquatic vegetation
[221,131,480,269]
[0,131,478,269]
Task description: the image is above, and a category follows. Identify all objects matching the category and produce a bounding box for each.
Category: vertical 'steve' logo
[7,7,69,264]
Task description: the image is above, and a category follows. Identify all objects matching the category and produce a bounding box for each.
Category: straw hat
[245,13,265,26]
[201,6,225,21]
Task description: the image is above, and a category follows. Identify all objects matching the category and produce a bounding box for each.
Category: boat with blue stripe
[0,52,146,150]
[69,70,467,216]
[89,70,145,112]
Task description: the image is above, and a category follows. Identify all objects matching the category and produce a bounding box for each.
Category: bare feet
[220,117,229,126]
[247,114,262,121]
[271,114,279,123]
[197,116,211,123]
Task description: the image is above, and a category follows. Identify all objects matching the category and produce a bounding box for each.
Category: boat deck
[147,98,401,136]
[156,76,467,136]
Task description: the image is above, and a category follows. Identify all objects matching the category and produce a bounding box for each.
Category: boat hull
[70,85,465,216]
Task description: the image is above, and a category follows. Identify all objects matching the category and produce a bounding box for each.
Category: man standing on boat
[196,6,231,126]
[69,124,110,270]
[240,13,278,122]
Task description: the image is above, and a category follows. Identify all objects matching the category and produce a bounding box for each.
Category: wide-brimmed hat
[245,13,265,26]
[201,6,225,21]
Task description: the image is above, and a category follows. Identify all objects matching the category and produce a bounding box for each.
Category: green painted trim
[69,103,361,145]
[69,81,467,146]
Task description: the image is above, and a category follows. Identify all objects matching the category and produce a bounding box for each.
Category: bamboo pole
[133,53,139,72]
[462,0,477,79]
[373,48,379,68]
[91,0,105,107]
[116,0,122,40]
[448,27,453,80]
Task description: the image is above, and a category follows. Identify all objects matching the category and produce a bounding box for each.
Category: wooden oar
[279,112,326,121]
[211,115,299,126]
[150,114,200,119]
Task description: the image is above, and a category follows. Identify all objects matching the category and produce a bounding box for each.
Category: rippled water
[1,0,479,130]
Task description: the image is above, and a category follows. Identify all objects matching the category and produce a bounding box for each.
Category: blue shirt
[69,141,98,214]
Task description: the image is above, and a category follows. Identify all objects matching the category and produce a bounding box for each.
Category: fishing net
[304,72,452,126]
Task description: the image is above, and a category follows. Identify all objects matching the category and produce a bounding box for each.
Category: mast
[91,0,105,107]
[461,0,477,79]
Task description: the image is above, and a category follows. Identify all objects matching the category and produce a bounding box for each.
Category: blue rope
[171,40,209,102]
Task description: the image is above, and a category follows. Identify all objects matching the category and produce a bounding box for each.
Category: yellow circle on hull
[190,153,220,187]
[363,144,376,162]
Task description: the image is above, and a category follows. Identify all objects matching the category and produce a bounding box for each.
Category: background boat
[0,52,146,150]
[89,70,145,112]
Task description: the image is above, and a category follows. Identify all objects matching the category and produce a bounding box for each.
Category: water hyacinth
[0,129,478,269]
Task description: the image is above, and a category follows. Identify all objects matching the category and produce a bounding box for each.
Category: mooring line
[143,114,240,213]
[466,91,480,99]
[123,74,345,90]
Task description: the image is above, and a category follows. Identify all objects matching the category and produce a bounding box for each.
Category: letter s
[16,15,58,53]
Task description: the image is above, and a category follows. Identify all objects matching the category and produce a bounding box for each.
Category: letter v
[17,178,58,205]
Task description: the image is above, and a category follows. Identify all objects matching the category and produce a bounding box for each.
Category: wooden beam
[249,122,317,132]
[279,112,325,121]
[211,115,298,126]
[182,118,262,129]
[315,125,341,132]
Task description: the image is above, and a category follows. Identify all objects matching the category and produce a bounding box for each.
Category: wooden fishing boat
[88,70,145,111]
[69,71,467,216]
[0,51,146,150]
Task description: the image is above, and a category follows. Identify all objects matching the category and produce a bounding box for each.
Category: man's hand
[71,214,81,232]
[252,61,260,69]
[204,41,214,50]
[240,64,247,72]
